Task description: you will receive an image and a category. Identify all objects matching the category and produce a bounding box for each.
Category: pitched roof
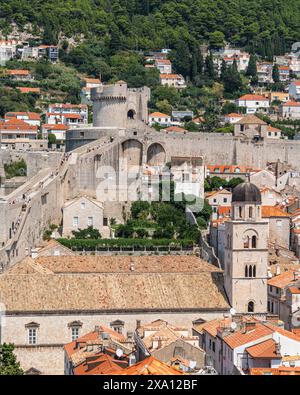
[6,69,30,75]
[83,78,101,84]
[17,87,41,94]
[264,322,300,342]
[267,269,299,288]
[149,112,170,118]
[238,94,267,101]
[282,100,300,107]
[225,113,243,118]
[222,323,274,349]
[262,206,290,218]
[42,124,70,131]
[0,255,229,312]
[5,112,41,120]
[245,339,279,359]
[64,326,126,359]
[74,354,126,375]
[236,115,267,125]
[164,126,186,132]
[0,118,37,131]
[291,81,300,86]
[160,74,183,79]
[267,125,281,133]
[116,356,182,375]
[155,59,171,65]
[250,367,300,375]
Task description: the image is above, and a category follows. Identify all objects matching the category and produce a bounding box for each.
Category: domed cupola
[232,180,261,204]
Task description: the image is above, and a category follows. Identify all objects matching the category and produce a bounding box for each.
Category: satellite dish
[230,308,236,316]
[116,349,123,358]
[230,322,237,331]
[189,360,197,369]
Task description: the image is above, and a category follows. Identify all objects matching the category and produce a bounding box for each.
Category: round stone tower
[91,81,150,128]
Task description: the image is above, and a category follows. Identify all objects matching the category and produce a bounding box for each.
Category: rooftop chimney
[276,266,281,276]
[136,320,141,330]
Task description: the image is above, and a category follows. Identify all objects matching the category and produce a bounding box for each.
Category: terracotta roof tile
[268,269,300,288]
[262,206,290,218]
[116,356,183,375]
[245,339,279,359]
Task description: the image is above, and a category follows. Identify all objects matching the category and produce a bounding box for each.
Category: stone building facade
[92,81,150,128]
[224,182,269,314]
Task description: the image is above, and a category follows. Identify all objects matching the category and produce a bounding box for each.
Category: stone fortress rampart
[1,81,300,270]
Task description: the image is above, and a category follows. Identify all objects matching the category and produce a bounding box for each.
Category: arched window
[253,265,256,278]
[249,265,253,277]
[239,206,242,218]
[127,109,135,119]
[249,207,253,218]
[244,236,250,248]
[248,301,254,313]
[251,235,257,248]
[245,265,248,278]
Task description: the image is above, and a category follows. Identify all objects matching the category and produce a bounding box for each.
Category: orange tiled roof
[17,87,40,94]
[116,356,182,375]
[207,164,258,173]
[291,81,300,86]
[218,206,231,216]
[223,323,274,349]
[262,206,290,218]
[155,59,171,65]
[164,126,186,132]
[202,317,232,338]
[84,78,101,84]
[267,125,281,133]
[225,113,242,118]
[0,118,37,131]
[282,101,300,107]
[279,66,290,70]
[42,124,70,131]
[64,113,81,119]
[250,367,300,375]
[288,286,300,294]
[206,189,232,198]
[264,322,300,342]
[149,112,170,118]
[267,269,299,288]
[160,74,183,79]
[245,339,279,359]
[5,111,41,120]
[6,69,30,76]
[238,94,267,101]
[74,353,127,375]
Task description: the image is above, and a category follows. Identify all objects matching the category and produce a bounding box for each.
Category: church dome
[232,181,261,204]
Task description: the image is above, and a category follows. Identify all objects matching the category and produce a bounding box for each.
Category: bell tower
[224,181,268,314]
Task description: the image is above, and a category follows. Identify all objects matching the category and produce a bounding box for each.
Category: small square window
[81,202,85,209]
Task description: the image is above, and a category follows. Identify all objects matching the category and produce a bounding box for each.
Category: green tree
[272,64,280,83]
[205,53,216,80]
[48,133,57,145]
[0,343,24,375]
[209,31,225,49]
[72,226,102,239]
[246,54,257,78]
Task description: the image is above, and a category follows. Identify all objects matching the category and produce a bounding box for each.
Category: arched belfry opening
[127,109,135,120]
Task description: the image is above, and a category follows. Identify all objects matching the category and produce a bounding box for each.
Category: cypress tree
[246,54,257,77]
[205,53,216,80]
[272,63,280,83]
